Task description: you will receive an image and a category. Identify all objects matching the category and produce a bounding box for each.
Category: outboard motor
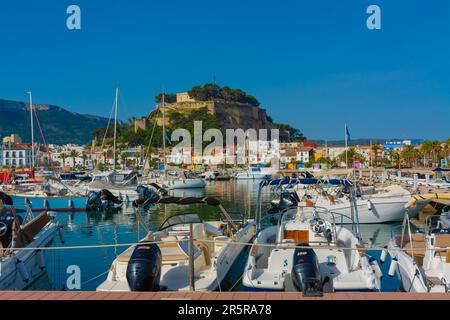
[126,243,162,291]
[136,185,161,201]
[86,191,102,211]
[291,246,323,297]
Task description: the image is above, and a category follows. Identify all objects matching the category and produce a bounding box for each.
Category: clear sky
[0,0,449,140]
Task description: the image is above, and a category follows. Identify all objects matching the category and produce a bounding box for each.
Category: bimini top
[260,177,353,188]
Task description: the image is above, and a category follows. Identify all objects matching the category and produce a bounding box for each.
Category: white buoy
[371,260,383,279]
[16,259,30,283]
[58,226,65,244]
[43,198,49,209]
[37,250,46,270]
[367,200,372,211]
[388,257,398,277]
[380,246,388,264]
[68,199,74,209]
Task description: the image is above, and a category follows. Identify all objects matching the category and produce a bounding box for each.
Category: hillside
[0,99,109,145]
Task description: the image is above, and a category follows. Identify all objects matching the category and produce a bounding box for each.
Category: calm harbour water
[34,180,400,292]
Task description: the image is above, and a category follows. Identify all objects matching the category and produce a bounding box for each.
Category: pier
[0,291,448,300]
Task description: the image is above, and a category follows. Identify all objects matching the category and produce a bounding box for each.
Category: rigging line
[32,108,56,174]
[81,270,110,287]
[142,109,159,170]
[94,98,117,171]
[5,237,448,253]
[101,99,116,148]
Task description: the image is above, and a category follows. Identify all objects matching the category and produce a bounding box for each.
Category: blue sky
[0,0,449,140]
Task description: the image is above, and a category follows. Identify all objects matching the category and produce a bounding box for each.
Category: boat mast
[162,93,166,178]
[27,91,35,168]
[113,87,119,170]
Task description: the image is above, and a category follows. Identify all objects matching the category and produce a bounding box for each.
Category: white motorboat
[387,213,450,293]
[0,192,64,290]
[87,170,141,201]
[242,205,381,293]
[161,178,206,190]
[97,196,256,292]
[295,179,424,223]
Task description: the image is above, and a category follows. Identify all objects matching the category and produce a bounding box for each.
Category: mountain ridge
[0,99,110,145]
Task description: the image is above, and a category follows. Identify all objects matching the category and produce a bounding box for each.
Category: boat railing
[391,213,417,260]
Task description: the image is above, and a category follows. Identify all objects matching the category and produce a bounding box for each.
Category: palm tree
[58,152,68,168]
[81,152,87,169]
[371,143,381,167]
[400,145,419,167]
[385,149,398,167]
[420,140,433,167]
[68,150,80,169]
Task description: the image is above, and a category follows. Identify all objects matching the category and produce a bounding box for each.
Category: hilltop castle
[134,91,276,132]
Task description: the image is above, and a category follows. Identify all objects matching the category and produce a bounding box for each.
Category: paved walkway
[0,291,448,300]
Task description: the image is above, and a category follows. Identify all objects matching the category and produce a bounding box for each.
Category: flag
[165,132,172,145]
[345,125,350,142]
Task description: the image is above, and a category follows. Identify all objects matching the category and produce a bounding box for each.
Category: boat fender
[68,199,74,209]
[380,246,388,264]
[37,250,46,270]
[369,257,383,279]
[126,243,162,291]
[388,257,398,277]
[58,226,65,244]
[17,259,30,283]
[367,200,372,211]
[43,198,49,209]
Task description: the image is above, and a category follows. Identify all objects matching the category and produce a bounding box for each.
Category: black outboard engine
[136,185,161,201]
[126,243,162,291]
[291,246,323,297]
[86,191,102,211]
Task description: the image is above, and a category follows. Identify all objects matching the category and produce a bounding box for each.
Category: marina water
[35,180,400,292]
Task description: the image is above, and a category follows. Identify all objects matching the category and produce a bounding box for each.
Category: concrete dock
[0,291,448,300]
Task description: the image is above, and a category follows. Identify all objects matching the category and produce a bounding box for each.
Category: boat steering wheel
[0,221,7,237]
[312,218,326,234]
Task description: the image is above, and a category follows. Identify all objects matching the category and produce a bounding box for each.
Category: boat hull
[318,197,425,224]
[0,223,59,290]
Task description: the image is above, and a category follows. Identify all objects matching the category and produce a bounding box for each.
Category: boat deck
[0,291,448,300]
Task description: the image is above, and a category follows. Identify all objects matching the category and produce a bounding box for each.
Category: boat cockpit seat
[434,234,450,261]
[401,235,426,266]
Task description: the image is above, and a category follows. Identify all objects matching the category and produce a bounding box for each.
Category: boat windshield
[280,206,336,225]
[158,213,202,231]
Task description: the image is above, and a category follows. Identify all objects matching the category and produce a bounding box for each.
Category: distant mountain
[0,99,109,145]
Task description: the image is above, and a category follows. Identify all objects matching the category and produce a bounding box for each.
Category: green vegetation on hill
[92,107,221,148]
[156,83,260,107]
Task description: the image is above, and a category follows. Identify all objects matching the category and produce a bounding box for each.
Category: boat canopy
[158,212,203,231]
